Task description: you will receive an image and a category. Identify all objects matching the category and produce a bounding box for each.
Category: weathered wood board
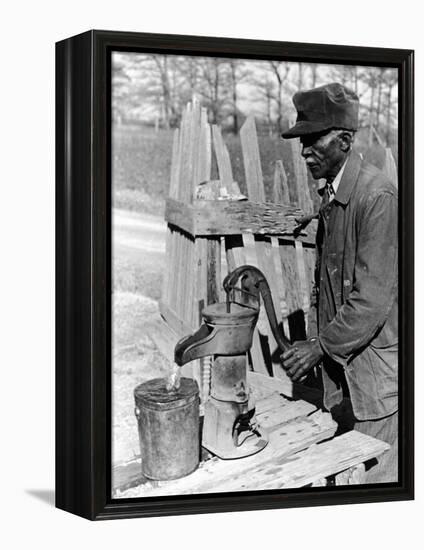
[165,198,316,242]
[273,160,290,205]
[288,134,314,214]
[114,367,387,497]
[257,400,317,430]
[240,116,288,376]
[198,430,389,493]
[145,312,180,365]
[113,409,388,497]
[112,367,389,497]
[211,125,268,376]
[113,410,335,497]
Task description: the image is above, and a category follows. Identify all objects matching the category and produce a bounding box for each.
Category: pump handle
[223,265,291,352]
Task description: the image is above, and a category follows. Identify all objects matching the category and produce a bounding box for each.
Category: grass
[113,249,164,301]
[112,123,325,213]
[112,124,174,196]
[114,188,165,216]
[112,292,170,465]
[112,124,173,211]
[113,124,395,216]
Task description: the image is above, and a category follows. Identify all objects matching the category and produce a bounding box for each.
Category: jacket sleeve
[318,190,398,367]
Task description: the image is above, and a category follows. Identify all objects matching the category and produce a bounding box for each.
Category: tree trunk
[212,60,220,125]
[298,62,304,90]
[266,93,272,135]
[153,55,173,129]
[385,84,393,146]
[277,79,283,134]
[375,69,384,133]
[353,66,359,94]
[368,79,376,147]
[230,61,238,134]
[311,65,318,88]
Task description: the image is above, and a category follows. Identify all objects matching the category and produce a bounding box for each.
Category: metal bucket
[134,377,200,480]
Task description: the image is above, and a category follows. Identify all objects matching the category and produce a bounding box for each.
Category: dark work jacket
[309,149,398,421]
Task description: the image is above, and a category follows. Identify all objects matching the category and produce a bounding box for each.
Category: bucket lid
[134,377,199,410]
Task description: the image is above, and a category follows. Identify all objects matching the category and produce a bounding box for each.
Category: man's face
[300,130,345,180]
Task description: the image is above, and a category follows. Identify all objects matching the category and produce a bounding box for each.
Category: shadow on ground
[26,489,55,507]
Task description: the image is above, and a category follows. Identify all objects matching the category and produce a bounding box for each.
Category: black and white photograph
[110,51,401,498]
[3,0,422,543]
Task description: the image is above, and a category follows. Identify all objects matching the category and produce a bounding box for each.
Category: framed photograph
[56,30,414,520]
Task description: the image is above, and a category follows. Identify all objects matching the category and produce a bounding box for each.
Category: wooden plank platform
[112,371,390,498]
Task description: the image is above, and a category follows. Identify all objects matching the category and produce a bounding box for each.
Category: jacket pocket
[344,345,398,419]
[371,298,398,348]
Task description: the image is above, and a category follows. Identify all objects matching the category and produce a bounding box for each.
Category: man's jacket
[310,149,398,421]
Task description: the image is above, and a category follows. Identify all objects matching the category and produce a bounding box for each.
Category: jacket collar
[333,148,362,205]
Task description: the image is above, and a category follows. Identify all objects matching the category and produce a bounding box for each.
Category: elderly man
[281,82,398,483]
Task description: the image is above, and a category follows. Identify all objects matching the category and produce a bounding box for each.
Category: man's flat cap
[282,82,359,139]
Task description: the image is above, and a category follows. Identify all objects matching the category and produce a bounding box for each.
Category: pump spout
[174,302,259,367]
[174,323,217,366]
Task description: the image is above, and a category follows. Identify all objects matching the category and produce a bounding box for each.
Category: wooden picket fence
[150,100,317,398]
[369,125,398,188]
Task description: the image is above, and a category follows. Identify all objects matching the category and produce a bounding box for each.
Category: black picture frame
[55,29,414,520]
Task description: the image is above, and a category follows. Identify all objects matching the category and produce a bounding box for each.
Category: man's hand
[293,213,318,237]
[280,338,324,381]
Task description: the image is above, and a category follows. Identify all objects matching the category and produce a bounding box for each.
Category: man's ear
[338,131,354,153]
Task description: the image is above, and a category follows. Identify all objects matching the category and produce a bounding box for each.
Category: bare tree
[174,55,201,108]
[224,60,251,133]
[226,60,240,133]
[111,55,131,124]
[196,58,230,124]
[116,53,183,128]
[267,61,292,133]
[297,62,304,89]
[310,64,318,88]
[383,70,398,146]
[112,53,398,151]
[374,68,386,133]
[357,67,385,143]
[149,55,180,129]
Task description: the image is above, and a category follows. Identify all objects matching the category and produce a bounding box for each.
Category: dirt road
[112,208,169,466]
[113,208,166,257]
[112,208,166,301]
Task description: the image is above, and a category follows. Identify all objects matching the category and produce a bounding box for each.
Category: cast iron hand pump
[223,265,291,353]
